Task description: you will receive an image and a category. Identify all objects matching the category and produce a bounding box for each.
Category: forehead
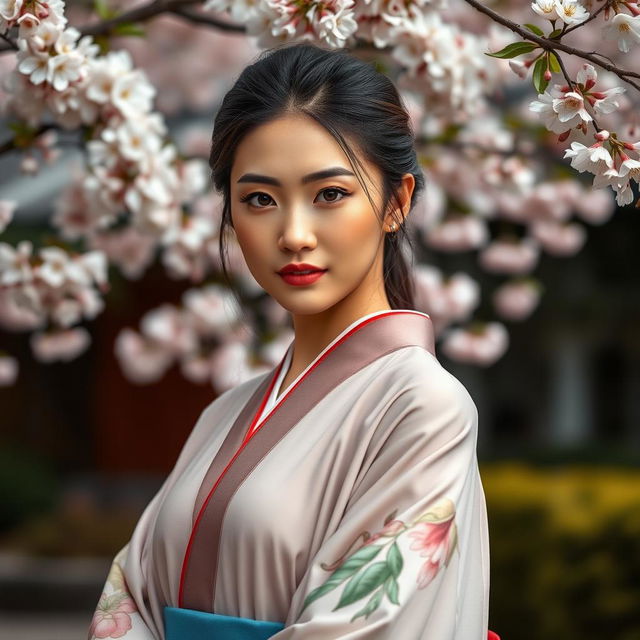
[230,114,374,184]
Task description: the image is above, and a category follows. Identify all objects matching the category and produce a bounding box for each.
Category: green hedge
[0,446,58,532]
[481,462,640,640]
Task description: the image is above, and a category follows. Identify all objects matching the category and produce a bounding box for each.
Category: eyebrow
[236,166,356,186]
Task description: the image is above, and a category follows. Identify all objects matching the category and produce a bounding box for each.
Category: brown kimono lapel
[178,310,435,611]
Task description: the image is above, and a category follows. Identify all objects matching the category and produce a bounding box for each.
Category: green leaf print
[335,561,391,609]
[99,591,129,612]
[384,575,400,605]
[350,586,384,622]
[301,544,383,612]
[387,541,403,577]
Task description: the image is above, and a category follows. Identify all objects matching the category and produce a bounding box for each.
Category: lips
[278,263,327,275]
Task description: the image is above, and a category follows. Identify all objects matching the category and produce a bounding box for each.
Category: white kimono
[88,309,492,639]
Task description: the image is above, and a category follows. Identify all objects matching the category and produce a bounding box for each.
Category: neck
[288,296,393,380]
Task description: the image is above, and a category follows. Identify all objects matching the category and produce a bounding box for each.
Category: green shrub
[481,462,640,640]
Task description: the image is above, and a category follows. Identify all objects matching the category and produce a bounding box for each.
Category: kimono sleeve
[87,459,181,640]
[87,541,156,639]
[87,391,238,639]
[274,366,490,639]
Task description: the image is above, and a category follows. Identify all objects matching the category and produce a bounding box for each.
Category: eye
[239,192,275,208]
[315,187,351,204]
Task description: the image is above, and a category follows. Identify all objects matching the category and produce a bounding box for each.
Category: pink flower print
[89,591,137,639]
[407,498,457,589]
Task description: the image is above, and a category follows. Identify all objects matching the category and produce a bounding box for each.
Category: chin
[274,294,339,317]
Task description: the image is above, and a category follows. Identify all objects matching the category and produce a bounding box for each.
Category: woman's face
[229,113,413,318]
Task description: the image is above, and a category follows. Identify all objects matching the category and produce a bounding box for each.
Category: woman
[89,42,500,640]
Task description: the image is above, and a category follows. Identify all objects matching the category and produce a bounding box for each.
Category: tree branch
[462,0,640,92]
[0,124,57,155]
[79,0,199,37]
[0,29,18,51]
[169,7,247,33]
[0,0,244,51]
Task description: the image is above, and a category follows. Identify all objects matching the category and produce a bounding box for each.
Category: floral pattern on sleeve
[299,497,458,623]
[88,548,138,639]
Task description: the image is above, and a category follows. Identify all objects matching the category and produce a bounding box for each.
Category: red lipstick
[277,263,328,286]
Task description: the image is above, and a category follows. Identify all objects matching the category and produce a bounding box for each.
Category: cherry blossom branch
[169,7,246,32]
[0,0,245,53]
[553,48,576,91]
[79,0,200,37]
[0,29,18,51]
[462,0,640,92]
[0,124,57,155]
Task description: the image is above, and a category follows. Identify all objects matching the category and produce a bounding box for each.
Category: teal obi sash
[164,606,285,639]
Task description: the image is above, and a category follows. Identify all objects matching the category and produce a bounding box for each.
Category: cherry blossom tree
[0,0,637,389]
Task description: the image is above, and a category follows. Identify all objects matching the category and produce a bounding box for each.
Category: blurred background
[1,1,640,639]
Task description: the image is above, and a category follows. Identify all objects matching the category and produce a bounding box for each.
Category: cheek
[231,218,271,271]
[324,202,382,258]
[232,208,263,242]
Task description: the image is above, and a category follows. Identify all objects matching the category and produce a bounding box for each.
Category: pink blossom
[88,592,136,639]
[492,280,541,321]
[210,340,253,393]
[530,219,586,256]
[182,284,241,337]
[520,182,574,222]
[114,328,174,384]
[440,322,509,366]
[88,228,157,280]
[406,178,445,236]
[478,237,539,275]
[426,215,488,252]
[0,289,43,331]
[413,264,450,320]
[53,181,102,240]
[574,188,615,224]
[30,327,91,362]
[441,273,481,321]
[0,355,19,386]
[408,517,456,588]
[140,304,197,355]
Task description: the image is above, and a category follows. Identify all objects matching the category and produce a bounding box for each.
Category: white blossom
[531,0,559,21]
[563,142,614,176]
[112,69,156,118]
[601,13,640,53]
[553,0,589,26]
[0,240,34,285]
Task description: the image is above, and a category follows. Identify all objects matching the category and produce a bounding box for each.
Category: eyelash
[239,187,351,208]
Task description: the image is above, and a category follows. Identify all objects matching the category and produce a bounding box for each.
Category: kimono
[88,309,496,640]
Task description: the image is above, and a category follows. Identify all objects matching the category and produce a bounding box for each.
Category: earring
[389,221,397,232]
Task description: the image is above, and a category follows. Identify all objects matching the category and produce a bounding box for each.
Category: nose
[277,207,318,254]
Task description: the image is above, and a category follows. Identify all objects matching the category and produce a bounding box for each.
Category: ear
[383,173,415,232]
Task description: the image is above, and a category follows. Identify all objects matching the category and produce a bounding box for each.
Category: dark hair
[210,42,425,310]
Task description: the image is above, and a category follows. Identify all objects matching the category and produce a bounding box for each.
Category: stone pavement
[0,613,91,639]
[0,553,109,638]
